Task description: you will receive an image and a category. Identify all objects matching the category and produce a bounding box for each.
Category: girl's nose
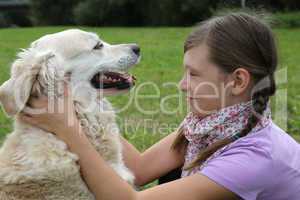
[179,78,188,92]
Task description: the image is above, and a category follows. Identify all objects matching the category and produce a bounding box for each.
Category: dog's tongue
[122,73,136,84]
[116,73,136,89]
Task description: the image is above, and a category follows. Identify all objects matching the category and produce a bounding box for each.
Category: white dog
[0,29,140,199]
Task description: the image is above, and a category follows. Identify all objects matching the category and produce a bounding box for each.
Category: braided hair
[172,13,278,170]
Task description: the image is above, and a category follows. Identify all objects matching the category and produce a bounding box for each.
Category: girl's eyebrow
[185,64,199,72]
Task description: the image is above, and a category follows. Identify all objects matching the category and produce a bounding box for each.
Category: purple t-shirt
[200,121,300,200]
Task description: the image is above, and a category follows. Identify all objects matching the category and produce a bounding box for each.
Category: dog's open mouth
[91,71,136,90]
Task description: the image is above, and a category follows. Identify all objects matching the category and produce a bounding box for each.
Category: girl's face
[180,45,233,118]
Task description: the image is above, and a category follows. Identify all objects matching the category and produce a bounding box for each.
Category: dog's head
[0,29,140,116]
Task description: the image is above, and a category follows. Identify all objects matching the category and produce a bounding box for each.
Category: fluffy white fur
[0,29,139,199]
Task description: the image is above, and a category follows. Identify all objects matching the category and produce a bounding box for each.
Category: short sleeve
[200,143,274,200]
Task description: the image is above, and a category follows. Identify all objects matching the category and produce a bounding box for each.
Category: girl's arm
[59,125,239,200]
[21,94,239,200]
[121,131,185,186]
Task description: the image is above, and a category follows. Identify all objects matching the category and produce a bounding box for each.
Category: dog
[0,29,140,199]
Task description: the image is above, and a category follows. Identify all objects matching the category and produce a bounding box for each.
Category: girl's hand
[19,83,81,140]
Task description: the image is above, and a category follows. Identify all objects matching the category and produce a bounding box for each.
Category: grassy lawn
[0,26,299,150]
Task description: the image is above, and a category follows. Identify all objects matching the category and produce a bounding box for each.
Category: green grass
[273,11,300,28]
[0,26,299,149]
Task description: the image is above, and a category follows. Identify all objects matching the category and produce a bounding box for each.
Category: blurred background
[0,0,299,27]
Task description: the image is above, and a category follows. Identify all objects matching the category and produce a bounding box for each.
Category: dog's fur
[0,29,139,199]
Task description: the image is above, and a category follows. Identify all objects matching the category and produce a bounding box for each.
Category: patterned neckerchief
[181,101,272,177]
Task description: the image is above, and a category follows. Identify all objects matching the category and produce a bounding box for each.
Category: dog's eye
[93,42,104,50]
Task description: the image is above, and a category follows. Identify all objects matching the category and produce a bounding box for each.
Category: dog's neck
[75,98,118,135]
[14,98,118,145]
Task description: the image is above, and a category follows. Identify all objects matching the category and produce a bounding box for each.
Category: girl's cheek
[189,79,204,96]
[190,81,217,99]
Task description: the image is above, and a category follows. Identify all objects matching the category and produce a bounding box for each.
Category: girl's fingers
[19,113,35,124]
[19,114,48,131]
[27,95,48,109]
[19,111,32,117]
[63,79,72,97]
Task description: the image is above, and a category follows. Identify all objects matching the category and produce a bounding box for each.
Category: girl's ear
[231,68,251,96]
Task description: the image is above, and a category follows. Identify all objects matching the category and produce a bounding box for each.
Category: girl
[21,13,300,200]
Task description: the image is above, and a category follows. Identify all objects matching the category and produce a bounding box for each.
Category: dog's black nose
[131,45,140,56]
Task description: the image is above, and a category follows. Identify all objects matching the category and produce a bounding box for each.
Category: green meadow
[0,27,299,151]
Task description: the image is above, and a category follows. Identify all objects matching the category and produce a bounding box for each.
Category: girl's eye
[190,72,197,77]
[93,42,104,50]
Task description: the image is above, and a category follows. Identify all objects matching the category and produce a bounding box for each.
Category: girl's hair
[172,12,277,170]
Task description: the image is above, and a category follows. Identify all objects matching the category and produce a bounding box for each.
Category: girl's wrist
[56,125,88,146]
[65,131,92,158]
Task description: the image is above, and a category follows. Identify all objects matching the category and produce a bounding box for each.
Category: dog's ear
[0,79,19,116]
[0,51,56,116]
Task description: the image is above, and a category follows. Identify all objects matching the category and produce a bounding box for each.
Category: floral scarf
[181,101,272,177]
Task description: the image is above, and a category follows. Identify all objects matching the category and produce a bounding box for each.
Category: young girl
[21,13,300,200]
